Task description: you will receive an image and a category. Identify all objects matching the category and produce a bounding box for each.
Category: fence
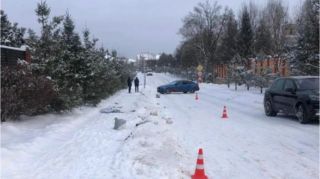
[213,58,291,79]
[1,45,31,66]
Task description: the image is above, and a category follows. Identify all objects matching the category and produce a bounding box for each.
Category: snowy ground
[1,73,319,179]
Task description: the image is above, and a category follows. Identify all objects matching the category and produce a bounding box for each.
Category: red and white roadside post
[197,71,203,84]
[197,65,203,85]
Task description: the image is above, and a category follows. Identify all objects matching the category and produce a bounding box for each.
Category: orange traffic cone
[191,148,208,179]
[221,105,228,118]
[195,93,199,100]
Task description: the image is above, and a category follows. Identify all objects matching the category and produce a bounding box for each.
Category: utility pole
[143,56,146,88]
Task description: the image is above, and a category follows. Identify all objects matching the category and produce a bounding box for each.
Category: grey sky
[2,0,300,59]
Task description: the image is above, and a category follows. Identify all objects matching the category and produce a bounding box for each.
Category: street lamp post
[143,57,146,88]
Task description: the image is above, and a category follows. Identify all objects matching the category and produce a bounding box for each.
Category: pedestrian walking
[127,77,132,93]
[134,77,139,92]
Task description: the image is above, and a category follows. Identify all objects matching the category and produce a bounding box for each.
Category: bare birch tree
[179,0,228,80]
[264,0,289,57]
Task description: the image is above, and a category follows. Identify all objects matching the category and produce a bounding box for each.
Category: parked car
[147,72,153,76]
[157,80,199,94]
[264,76,319,124]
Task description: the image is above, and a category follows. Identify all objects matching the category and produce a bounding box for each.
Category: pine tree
[1,10,11,44]
[80,28,103,105]
[30,1,63,69]
[296,0,319,75]
[1,10,26,47]
[54,10,84,108]
[111,50,117,58]
[251,60,274,93]
[236,6,254,90]
[238,6,253,61]
[179,38,199,70]
[217,9,238,64]
[30,0,77,111]
[254,18,272,56]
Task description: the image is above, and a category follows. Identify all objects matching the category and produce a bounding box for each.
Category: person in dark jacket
[127,77,132,93]
[134,77,139,92]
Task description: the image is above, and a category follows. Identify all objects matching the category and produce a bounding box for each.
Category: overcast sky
[2,0,300,59]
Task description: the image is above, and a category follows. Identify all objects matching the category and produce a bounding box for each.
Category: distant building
[136,52,160,61]
[104,55,136,65]
[128,59,136,65]
[282,23,298,49]
[282,23,298,36]
[136,52,160,71]
[116,57,128,63]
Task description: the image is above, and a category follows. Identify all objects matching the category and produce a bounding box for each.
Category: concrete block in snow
[114,118,126,130]
[100,108,122,114]
[166,120,173,124]
[150,111,158,116]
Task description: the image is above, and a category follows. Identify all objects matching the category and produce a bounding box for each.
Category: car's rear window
[296,78,319,90]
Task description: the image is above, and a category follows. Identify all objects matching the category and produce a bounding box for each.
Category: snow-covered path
[1,73,319,179]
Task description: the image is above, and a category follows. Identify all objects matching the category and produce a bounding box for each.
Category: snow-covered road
[1,72,319,179]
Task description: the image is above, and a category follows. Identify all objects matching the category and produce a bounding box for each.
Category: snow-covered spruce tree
[85,46,116,105]
[216,9,238,87]
[217,9,238,65]
[32,1,64,65]
[110,55,136,91]
[79,28,100,105]
[251,15,273,88]
[79,38,135,106]
[226,56,244,90]
[111,50,117,58]
[178,38,199,70]
[53,10,83,109]
[237,6,253,62]
[225,64,235,88]
[99,48,119,98]
[28,1,71,112]
[254,18,273,57]
[229,54,254,90]
[237,6,253,90]
[28,0,64,76]
[295,0,319,75]
[226,63,243,91]
[251,58,274,93]
[1,10,26,47]
[0,10,11,44]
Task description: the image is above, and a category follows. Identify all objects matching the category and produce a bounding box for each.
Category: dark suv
[264,76,319,124]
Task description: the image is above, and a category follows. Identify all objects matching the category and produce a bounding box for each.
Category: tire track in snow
[150,74,318,179]
[17,89,147,179]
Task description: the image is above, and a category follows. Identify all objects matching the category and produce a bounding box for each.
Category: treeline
[1,1,135,122]
[173,0,319,86]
